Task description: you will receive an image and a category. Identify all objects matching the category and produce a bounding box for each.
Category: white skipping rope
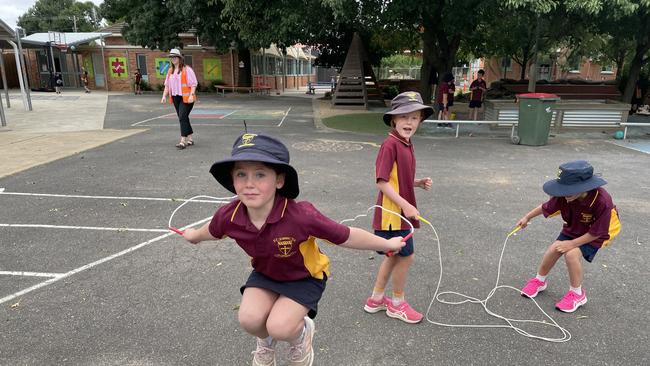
[342,205,571,343]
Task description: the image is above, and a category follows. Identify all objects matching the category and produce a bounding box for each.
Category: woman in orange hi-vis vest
[161,48,198,149]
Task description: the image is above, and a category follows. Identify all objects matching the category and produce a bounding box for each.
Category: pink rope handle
[385,231,414,257]
[168,226,185,236]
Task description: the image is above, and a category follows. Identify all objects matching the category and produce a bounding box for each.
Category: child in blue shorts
[517,160,621,313]
[182,133,406,365]
[364,92,434,324]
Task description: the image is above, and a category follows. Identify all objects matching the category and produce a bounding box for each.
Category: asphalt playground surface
[1,93,649,365]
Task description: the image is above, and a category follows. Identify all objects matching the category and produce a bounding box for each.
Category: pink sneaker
[364,296,391,314]
[521,278,547,298]
[555,290,587,313]
[386,300,423,324]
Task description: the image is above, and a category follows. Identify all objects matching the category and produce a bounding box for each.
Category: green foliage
[18,0,102,34]
[380,54,422,68]
[381,85,399,99]
[135,79,153,91]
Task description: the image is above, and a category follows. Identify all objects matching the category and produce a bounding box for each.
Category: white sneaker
[288,316,315,366]
[252,337,276,366]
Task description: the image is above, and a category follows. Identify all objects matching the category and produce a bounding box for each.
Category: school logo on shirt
[238,133,257,148]
[273,236,296,258]
[580,212,593,223]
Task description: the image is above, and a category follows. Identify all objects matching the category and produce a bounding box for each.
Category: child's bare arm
[183,221,218,244]
[377,180,419,219]
[516,204,543,228]
[340,227,405,252]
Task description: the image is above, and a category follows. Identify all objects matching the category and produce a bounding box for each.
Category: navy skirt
[241,271,327,319]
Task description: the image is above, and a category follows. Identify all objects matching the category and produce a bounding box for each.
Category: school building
[4,23,316,93]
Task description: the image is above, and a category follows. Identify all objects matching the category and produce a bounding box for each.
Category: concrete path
[0,90,144,178]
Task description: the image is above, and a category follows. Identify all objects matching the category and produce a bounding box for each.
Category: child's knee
[564,248,582,263]
[266,316,301,340]
[238,308,266,332]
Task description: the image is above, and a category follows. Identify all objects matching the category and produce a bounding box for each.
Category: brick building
[16,23,315,93]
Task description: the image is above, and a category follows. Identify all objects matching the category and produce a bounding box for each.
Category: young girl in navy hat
[516,160,621,312]
[181,133,406,366]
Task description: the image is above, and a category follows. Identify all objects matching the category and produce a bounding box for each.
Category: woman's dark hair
[170,57,185,74]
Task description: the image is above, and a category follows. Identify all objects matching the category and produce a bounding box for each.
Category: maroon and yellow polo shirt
[373,131,420,231]
[542,187,621,248]
[208,194,350,281]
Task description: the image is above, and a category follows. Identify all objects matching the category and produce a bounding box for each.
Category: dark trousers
[172,95,194,137]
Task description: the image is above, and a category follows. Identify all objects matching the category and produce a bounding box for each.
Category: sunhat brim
[383,104,434,126]
[168,52,183,59]
[542,176,607,197]
[209,151,299,199]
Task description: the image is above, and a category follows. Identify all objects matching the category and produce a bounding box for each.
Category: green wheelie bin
[513,93,560,146]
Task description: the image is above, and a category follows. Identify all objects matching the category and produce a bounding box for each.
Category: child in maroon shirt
[182,133,405,365]
[364,92,434,324]
[517,161,621,313]
[469,69,487,120]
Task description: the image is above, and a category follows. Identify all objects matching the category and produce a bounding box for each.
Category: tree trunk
[518,56,529,81]
[527,16,541,93]
[623,54,644,103]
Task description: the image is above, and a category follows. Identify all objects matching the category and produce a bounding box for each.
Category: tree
[18,0,102,34]
[594,1,650,102]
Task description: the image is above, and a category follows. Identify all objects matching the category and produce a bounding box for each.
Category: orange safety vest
[167,66,196,104]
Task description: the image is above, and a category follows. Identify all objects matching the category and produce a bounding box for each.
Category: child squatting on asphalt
[517,160,621,313]
[181,133,407,366]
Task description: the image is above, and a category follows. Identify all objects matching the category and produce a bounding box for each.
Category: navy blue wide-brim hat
[209,133,299,199]
[383,91,434,126]
[542,160,607,197]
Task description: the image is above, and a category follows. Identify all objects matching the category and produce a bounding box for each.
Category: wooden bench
[620,121,650,139]
[307,81,335,94]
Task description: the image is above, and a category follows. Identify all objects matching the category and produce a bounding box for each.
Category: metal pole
[8,40,28,110]
[16,28,32,110]
[100,36,108,91]
[0,48,10,108]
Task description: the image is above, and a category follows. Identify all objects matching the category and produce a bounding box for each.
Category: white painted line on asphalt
[220,110,237,119]
[277,107,292,127]
[0,271,64,278]
[0,191,233,203]
[0,223,169,233]
[0,216,212,306]
[130,114,174,127]
[136,123,272,127]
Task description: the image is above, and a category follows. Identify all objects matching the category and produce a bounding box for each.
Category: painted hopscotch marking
[0,190,234,203]
[130,113,175,127]
[0,271,64,278]
[0,217,212,305]
[0,223,169,233]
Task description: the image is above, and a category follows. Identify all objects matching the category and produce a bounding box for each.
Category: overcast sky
[0,0,104,30]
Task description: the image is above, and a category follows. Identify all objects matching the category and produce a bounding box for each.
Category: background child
[134,68,142,95]
[469,70,487,120]
[364,92,433,324]
[54,72,63,95]
[182,133,406,366]
[436,72,454,127]
[517,160,621,313]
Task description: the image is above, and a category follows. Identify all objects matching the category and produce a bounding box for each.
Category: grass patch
[322,113,389,135]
